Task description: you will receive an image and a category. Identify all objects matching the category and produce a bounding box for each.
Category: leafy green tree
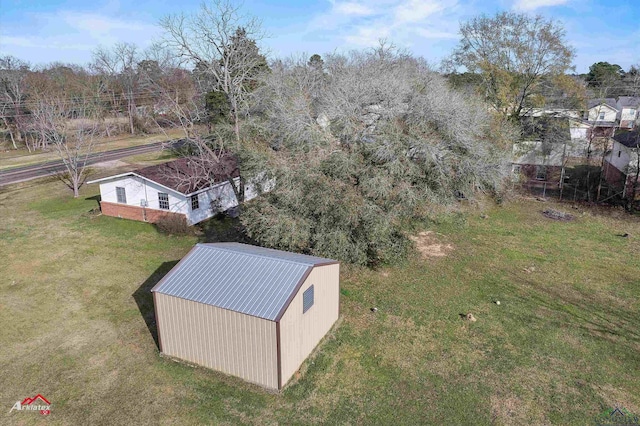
[205,90,231,124]
[586,62,624,87]
[308,54,324,72]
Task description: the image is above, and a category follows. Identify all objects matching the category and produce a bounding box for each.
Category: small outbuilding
[151,243,340,390]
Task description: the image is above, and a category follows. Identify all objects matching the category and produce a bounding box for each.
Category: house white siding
[620,108,638,128]
[97,175,262,225]
[99,176,188,215]
[570,127,588,140]
[588,105,617,122]
[605,141,632,173]
[186,179,240,225]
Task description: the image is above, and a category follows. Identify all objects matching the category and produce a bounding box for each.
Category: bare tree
[91,43,141,135]
[0,55,30,149]
[448,12,576,121]
[30,97,97,197]
[159,0,268,142]
[243,45,512,265]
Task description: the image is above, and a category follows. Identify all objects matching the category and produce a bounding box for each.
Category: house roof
[151,243,338,321]
[135,155,239,194]
[587,98,618,111]
[613,130,640,148]
[617,96,640,109]
[87,155,239,195]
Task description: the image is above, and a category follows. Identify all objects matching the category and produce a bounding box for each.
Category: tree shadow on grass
[133,260,179,350]
[196,213,256,244]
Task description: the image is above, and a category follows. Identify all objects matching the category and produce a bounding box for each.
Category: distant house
[602,130,640,200]
[523,108,581,119]
[513,140,563,185]
[587,98,618,123]
[616,96,640,130]
[152,243,340,390]
[88,156,267,225]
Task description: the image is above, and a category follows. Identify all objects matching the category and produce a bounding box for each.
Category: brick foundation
[100,201,186,223]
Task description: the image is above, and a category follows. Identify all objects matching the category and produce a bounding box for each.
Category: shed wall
[155,293,278,389]
[279,264,340,387]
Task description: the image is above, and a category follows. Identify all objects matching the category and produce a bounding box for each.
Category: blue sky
[0,0,638,73]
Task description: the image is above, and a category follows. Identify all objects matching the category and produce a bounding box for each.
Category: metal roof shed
[151,243,340,390]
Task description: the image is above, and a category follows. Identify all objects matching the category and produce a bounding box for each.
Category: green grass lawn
[1,178,639,425]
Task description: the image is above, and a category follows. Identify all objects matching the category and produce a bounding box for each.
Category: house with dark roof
[616,96,640,129]
[88,155,268,225]
[151,243,340,390]
[602,130,640,200]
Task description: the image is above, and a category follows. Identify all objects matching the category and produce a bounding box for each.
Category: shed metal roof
[151,243,337,321]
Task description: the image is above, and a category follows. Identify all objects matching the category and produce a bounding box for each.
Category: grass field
[1,177,639,425]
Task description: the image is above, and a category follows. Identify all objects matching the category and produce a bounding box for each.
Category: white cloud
[513,0,570,11]
[394,0,445,24]
[344,25,392,46]
[0,10,159,64]
[308,0,462,50]
[334,2,375,16]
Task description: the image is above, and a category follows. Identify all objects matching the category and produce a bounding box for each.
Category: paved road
[0,140,181,187]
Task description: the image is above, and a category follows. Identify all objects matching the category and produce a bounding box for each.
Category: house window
[598,112,605,120]
[536,166,547,181]
[303,285,314,313]
[158,192,169,210]
[191,194,200,210]
[116,187,126,204]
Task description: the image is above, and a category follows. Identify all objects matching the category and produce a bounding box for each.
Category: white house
[602,130,640,199]
[616,97,640,129]
[88,156,268,225]
[587,98,618,123]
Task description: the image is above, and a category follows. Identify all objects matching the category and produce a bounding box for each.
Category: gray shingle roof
[617,96,640,108]
[151,243,337,321]
[587,98,617,110]
[613,130,640,148]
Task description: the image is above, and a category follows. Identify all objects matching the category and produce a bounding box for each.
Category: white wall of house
[588,105,617,122]
[97,174,275,225]
[620,107,638,124]
[605,141,632,173]
[99,176,188,215]
[570,127,588,140]
[187,179,240,225]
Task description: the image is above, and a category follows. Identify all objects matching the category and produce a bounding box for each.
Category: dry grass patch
[410,230,454,258]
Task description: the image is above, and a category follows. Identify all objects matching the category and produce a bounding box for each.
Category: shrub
[155,214,192,235]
